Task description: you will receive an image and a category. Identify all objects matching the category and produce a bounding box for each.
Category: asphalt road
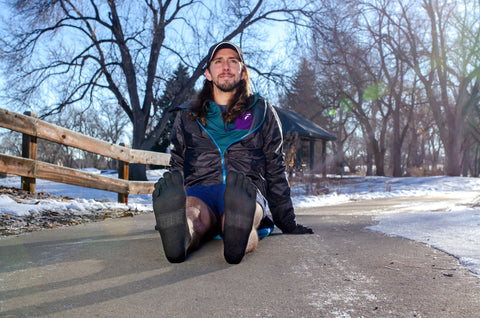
[1,194,479,318]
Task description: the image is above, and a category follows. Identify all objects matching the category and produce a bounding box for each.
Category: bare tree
[404,97,439,175]
[32,104,130,168]
[311,0,392,176]
[310,0,480,177]
[313,60,358,175]
[0,130,22,157]
[466,97,480,176]
[360,0,418,177]
[1,0,315,180]
[318,88,358,175]
[382,0,480,176]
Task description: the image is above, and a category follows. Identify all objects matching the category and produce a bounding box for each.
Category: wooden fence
[0,108,171,204]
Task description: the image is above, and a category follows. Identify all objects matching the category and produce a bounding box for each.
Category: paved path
[1,195,479,318]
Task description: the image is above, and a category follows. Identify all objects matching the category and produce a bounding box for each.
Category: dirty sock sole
[153,170,189,263]
[223,171,257,264]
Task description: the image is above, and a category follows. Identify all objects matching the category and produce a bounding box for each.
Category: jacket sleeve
[168,112,185,172]
[262,102,297,233]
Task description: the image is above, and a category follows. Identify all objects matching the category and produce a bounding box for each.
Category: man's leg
[186,196,217,251]
[221,202,264,253]
[223,171,257,264]
[245,203,264,253]
[153,172,217,263]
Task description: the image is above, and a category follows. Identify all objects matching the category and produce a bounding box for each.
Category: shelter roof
[274,107,336,141]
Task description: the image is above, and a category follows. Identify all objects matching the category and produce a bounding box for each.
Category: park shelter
[274,107,336,176]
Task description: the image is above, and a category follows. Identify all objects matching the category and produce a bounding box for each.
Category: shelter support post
[309,140,315,172]
[321,140,327,178]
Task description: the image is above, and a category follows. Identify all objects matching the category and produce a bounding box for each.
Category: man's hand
[288,224,314,234]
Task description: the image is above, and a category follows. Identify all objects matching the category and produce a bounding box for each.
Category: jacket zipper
[196,103,266,184]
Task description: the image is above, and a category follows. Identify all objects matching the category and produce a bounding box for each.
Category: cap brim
[207,42,244,64]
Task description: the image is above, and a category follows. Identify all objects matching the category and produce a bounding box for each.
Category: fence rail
[0,108,170,203]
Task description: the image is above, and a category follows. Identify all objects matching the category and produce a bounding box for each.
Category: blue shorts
[186,184,274,239]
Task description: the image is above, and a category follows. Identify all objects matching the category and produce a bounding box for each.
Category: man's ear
[205,68,212,81]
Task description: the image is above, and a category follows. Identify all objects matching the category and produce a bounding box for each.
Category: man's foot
[152,170,190,263]
[223,171,257,264]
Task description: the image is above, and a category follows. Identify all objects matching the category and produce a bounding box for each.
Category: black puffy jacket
[169,96,298,233]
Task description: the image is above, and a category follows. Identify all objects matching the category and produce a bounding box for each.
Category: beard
[212,75,242,92]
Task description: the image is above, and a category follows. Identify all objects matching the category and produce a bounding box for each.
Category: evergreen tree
[285,58,325,124]
[151,64,196,162]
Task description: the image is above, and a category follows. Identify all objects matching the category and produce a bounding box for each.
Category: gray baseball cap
[206,41,244,67]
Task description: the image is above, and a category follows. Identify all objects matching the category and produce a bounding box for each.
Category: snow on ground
[1,169,480,277]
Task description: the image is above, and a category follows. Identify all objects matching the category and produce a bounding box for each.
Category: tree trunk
[129,117,148,181]
[391,107,401,176]
[391,102,413,177]
[392,139,402,177]
[335,147,345,176]
[373,140,385,176]
[375,151,385,176]
[443,128,463,176]
[365,140,374,176]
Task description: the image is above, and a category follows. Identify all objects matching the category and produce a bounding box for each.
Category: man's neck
[212,86,236,106]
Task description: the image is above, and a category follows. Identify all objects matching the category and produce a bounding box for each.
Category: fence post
[21,111,38,193]
[118,143,129,204]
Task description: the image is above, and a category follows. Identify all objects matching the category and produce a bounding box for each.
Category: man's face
[205,48,245,93]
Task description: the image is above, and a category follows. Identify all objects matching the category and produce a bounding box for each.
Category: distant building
[275,107,336,177]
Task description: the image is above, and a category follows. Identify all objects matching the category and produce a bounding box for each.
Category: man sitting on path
[153,41,313,264]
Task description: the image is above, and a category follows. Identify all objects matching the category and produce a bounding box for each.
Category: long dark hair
[191,63,252,126]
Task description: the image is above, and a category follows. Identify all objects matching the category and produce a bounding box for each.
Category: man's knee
[186,196,216,234]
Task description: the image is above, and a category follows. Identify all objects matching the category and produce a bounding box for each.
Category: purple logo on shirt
[234,110,253,130]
